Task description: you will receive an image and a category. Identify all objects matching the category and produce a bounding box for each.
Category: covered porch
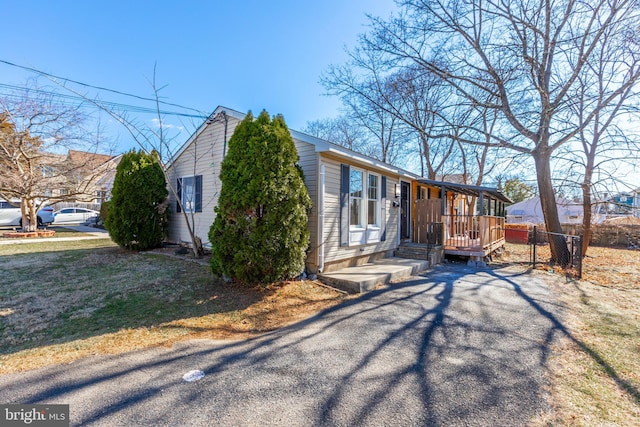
[408,179,512,259]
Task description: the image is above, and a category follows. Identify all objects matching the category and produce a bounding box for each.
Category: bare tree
[341,84,406,164]
[572,13,640,255]
[54,70,214,257]
[0,85,114,231]
[304,115,366,152]
[345,0,640,264]
[386,67,458,179]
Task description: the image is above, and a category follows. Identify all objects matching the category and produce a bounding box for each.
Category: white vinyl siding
[166,116,240,247]
[293,138,319,272]
[319,156,399,268]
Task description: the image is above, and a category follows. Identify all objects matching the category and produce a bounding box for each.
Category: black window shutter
[195,175,203,212]
[176,178,182,213]
[381,176,387,241]
[340,164,350,247]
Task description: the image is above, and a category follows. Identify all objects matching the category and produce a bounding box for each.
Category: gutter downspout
[318,162,326,273]
[221,111,228,158]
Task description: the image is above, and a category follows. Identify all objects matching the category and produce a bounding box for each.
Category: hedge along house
[165,106,420,274]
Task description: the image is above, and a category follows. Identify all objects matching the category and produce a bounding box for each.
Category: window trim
[367,172,380,228]
[342,165,386,246]
[177,175,202,213]
[349,168,365,230]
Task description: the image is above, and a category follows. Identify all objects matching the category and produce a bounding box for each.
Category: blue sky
[2,0,398,152]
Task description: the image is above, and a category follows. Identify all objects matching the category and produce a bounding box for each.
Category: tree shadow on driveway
[484,267,640,408]
[0,263,610,426]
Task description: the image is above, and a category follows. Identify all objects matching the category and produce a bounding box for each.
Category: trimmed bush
[105,150,169,250]
[209,111,311,285]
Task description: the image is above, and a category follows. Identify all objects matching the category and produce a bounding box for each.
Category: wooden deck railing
[442,215,505,249]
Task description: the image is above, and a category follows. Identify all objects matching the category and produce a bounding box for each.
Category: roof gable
[168,105,420,179]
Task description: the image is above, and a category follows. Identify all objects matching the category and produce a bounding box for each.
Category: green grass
[0,238,116,256]
[0,244,229,354]
[0,240,344,374]
[0,226,92,239]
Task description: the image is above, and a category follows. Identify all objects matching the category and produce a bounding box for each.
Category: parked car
[53,208,100,224]
[0,200,55,228]
[38,205,55,225]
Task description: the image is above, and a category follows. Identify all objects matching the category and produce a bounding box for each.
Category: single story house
[166,106,510,273]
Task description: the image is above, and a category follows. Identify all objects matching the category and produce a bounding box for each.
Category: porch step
[395,243,445,266]
[318,257,429,294]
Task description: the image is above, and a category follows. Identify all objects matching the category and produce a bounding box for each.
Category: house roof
[506,196,582,212]
[167,106,420,180]
[67,150,114,167]
[434,173,470,184]
[417,178,513,203]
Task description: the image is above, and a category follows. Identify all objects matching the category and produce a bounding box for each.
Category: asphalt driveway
[0,264,563,426]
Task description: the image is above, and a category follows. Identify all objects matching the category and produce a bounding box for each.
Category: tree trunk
[20,198,38,232]
[534,153,571,266]
[581,168,594,257]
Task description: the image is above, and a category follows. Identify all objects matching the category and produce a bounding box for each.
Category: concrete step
[318,257,429,294]
[395,244,445,267]
[394,249,431,260]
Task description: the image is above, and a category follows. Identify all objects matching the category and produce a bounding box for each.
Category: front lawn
[0,240,345,374]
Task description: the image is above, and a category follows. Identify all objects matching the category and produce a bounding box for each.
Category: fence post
[532,226,537,269]
[577,234,583,279]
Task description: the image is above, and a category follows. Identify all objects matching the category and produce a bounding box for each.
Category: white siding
[166,117,240,246]
[319,154,399,270]
[293,139,319,272]
[166,113,401,273]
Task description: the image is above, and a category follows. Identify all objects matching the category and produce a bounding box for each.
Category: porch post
[478,191,484,215]
[440,185,447,245]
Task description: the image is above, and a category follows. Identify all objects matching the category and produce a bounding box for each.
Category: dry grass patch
[497,244,640,425]
[0,243,346,374]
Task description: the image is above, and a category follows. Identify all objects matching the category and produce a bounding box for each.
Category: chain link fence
[530,226,583,279]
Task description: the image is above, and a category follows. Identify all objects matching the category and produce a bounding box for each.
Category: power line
[0,83,207,119]
[0,58,208,116]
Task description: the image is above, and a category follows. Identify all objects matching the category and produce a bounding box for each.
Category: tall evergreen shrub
[105,149,169,250]
[209,111,311,284]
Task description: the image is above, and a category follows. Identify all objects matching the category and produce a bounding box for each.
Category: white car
[0,200,55,227]
[53,208,100,225]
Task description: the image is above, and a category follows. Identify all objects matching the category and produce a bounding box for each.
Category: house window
[367,174,379,226]
[340,164,387,246]
[350,169,364,228]
[177,175,202,213]
[96,190,108,204]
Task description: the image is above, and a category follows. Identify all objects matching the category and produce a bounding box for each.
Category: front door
[400,181,410,239]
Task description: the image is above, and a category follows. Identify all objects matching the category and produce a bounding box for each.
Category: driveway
[0,264,562,426]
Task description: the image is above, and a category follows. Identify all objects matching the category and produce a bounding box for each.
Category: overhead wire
[0,59,209,119]
[0,83,207,119]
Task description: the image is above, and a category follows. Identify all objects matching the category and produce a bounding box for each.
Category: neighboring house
[166,106,511,273]
[37,149,119,204]
[506,196,583,224]
[62,150,120,203]
[597,189,640,219]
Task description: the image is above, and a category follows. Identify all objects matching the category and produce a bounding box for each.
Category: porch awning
[417,179,513,203]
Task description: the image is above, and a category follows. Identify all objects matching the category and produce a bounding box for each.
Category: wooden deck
[442,215,506,257]
[444,236,506,257]
[411,196,507,259]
